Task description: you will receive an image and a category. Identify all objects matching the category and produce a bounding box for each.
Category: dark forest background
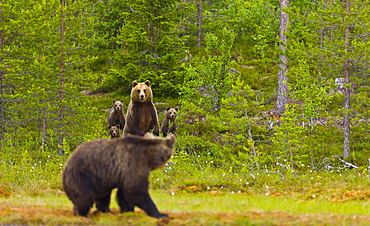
[0,0,369,191]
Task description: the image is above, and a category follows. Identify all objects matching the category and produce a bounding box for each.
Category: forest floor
[1,207,370,225]
[1,189,370,225]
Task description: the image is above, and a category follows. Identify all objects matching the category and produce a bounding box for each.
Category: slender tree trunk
[41,100,47,151]
[196,0,203,48]
[0,0,4,147]
[276,0,289,115]
[58,0,66,155]
[343,0,351,158]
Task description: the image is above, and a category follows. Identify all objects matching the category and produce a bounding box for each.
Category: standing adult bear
[161,107,178,137]
[62,132,176,219]
[124,80,160,136]
[108,100,125,131]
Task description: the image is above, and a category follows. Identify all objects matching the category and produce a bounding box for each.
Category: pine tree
[290,0,370,158]
[180,28,236,113]
[98,0,189,96]
[1,0,98,154]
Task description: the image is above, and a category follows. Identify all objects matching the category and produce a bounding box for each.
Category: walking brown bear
[62,132,176,218]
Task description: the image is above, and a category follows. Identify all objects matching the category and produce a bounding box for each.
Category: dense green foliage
[0,0,369,194]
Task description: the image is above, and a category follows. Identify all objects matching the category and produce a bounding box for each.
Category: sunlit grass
[152,191,370,215]
[1,190,370,225]
[1,147,370,225]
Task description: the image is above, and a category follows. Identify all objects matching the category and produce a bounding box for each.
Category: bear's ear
[166,133,176,147]
[145,80,151,86]
[120,100,123,103]
[144,132,155,139]
[109,125,112,129]
[112,100,116,104]
[132,81,138,87]
[116,124,120,129]
[166,107,171,111]
[175,107,179,111]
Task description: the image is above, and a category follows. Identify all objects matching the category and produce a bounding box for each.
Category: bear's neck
[132,100,152,105]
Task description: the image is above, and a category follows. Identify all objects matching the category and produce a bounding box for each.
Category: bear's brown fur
[108,100,125,131]
[123,80,159,136]
[109,124,120,138]
[62,132,176,218]
[161,107,178,137]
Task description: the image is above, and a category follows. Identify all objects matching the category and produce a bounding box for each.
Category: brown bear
[62,132,176,218]
[109,124,120,138]
[161,107,178,137]
[108,100,125,131]
[123,80,160,136]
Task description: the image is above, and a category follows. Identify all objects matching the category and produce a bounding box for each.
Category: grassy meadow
[1,188,370,225]
[1,162,370,225]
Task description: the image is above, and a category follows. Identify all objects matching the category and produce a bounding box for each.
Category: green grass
[1,188,370,225]
[1,147,370,225]
[158,192,370,215]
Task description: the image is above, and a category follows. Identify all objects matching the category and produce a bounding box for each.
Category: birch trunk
[276,0,289,115]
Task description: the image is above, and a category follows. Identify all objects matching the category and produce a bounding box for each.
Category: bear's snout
[140,94,145,100]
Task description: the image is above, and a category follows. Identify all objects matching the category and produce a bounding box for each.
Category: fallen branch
[335,156,359,169]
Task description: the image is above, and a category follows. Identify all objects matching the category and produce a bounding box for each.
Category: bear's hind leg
[96,191,113,213]
[116,188,134,212]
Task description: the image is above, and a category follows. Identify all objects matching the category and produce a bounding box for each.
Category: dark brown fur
[123,80,159,136]
[62,133,176,218]
[108,100,125,131]
[161,107,178,137]
[109,125,120,138]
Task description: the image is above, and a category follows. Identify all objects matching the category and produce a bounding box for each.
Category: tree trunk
[343,0,351,158]
[196,0,203,48]
[58,0,66,155]
[0,0,4,148]
[276,0,289,115]
[41,101,47,151]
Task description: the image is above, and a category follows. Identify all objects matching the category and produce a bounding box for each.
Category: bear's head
[113,100,123,111]
[109,124,121,138]
[143,132,176,170]
[165,107,178,120]
[131,80,153,103]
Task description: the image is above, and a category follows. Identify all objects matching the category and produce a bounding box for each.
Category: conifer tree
[1,0,97,154]
[100,0,189,95]
[290,0,370,158]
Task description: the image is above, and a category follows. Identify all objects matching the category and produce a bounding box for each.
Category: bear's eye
[137,90,140,93]
[143,90,146,93]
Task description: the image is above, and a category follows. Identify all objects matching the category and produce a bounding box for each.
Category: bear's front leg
[169,123,176,134]
[150,119,160,136]
[73,198,94,217]
[128,188,168,218]
[95,191,113,213]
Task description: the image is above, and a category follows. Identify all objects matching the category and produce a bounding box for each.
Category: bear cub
[62,132,176,219]
[124,80,160,136]
[108,100,125,131]
[109,124,120,138]
[161,107,178,137]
